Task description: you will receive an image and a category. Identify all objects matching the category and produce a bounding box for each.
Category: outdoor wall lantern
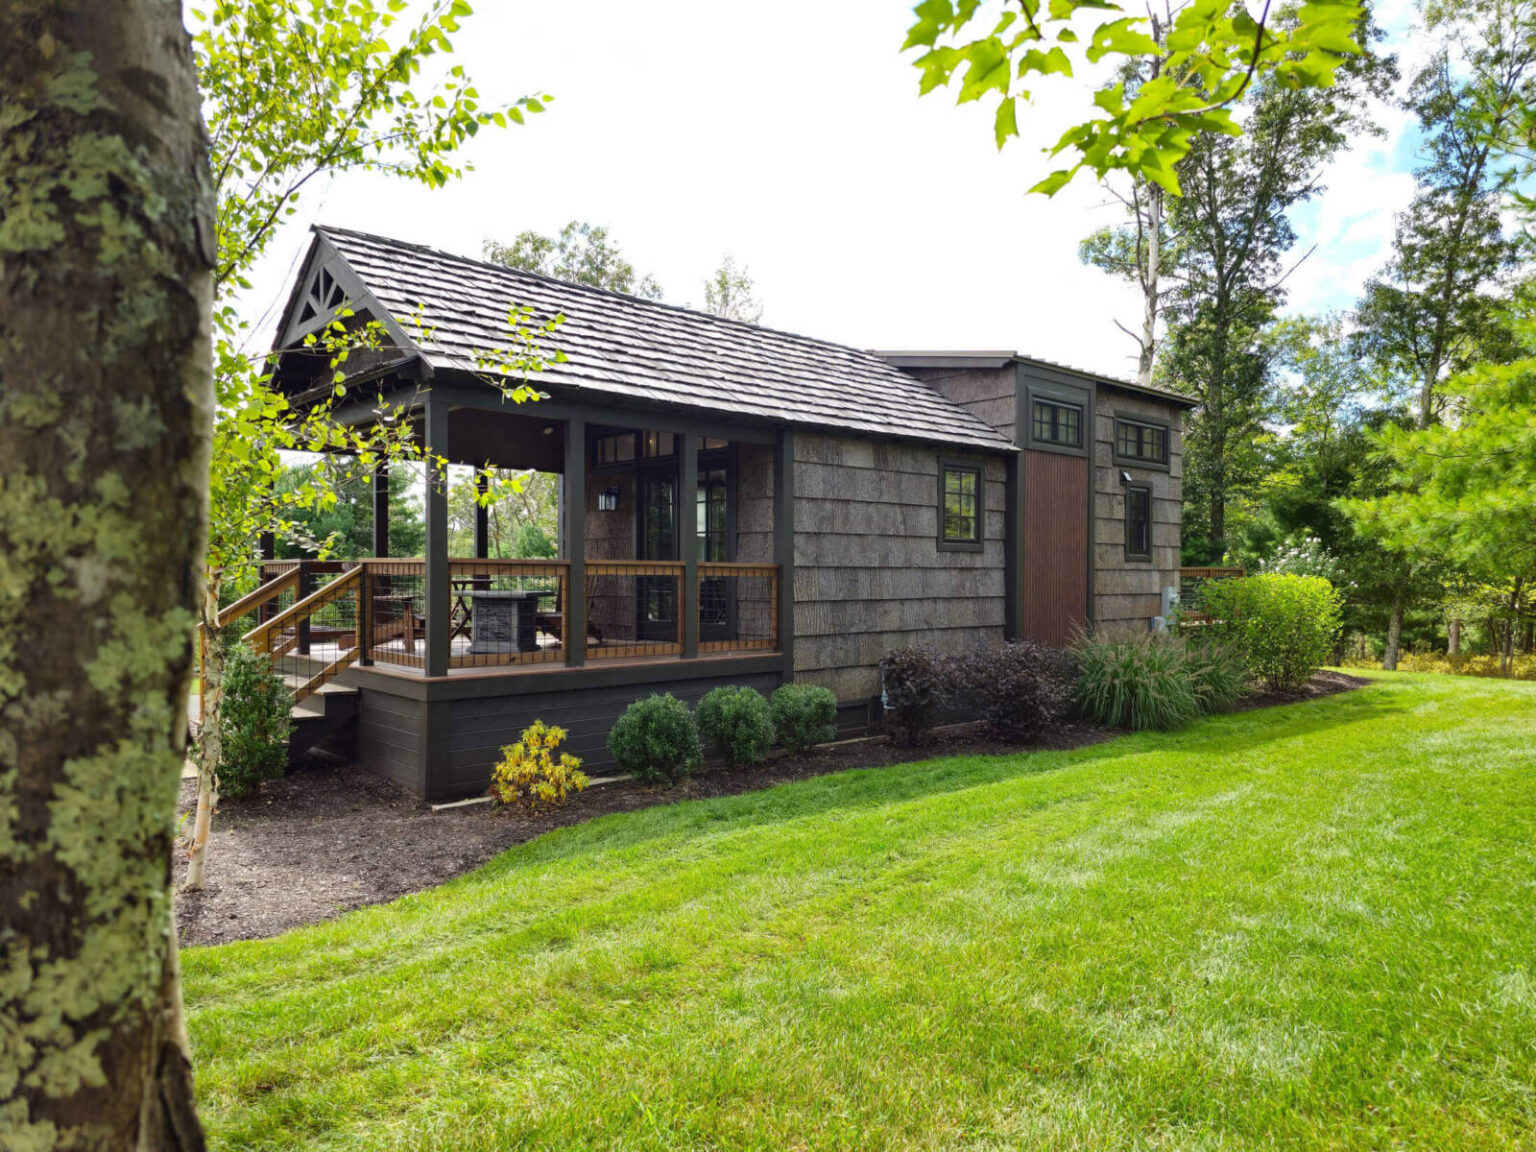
[598,486,622,512]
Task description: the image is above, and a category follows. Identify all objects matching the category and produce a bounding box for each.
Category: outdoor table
[468,589,552,654]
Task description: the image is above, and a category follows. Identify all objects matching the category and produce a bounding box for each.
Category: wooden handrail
[586,560,686,574]
[244,566,361,651]
[215,570,299,630]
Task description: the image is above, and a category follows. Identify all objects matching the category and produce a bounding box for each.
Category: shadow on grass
[457,679,1410,885]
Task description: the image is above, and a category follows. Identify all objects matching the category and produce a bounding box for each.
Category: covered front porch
[243,388,794,703]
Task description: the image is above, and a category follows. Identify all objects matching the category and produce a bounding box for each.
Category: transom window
[1032,399,1082,448]
[594,430,676,465]
[1125,485,1152,560]
[939,461,983,550]
[1115,418,1168,465]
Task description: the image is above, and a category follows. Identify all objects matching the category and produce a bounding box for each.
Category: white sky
[238,0,1431,382]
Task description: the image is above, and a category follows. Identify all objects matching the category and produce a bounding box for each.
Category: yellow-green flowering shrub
[490,721,588,811]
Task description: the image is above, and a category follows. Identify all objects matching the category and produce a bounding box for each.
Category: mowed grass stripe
[184,674,1536,1150]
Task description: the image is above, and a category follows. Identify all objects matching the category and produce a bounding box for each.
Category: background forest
[1082,0,1536,670]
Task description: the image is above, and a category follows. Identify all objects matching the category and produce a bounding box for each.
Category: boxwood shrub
[209,640,292,798]
[768,685,841,758]
[1200,574,1342,692]
[606,693,702,784]
[696,685,776,766]
[769,683,838,754]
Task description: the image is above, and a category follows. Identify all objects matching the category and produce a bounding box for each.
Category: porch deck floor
[267,637,775,681]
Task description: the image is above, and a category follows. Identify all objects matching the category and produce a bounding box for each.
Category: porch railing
[698,562,778,653]
[245,566,363,702]
[200,557,779,695]
[197,561,361,724]
[586,560,685,660]
[357,557,778,672]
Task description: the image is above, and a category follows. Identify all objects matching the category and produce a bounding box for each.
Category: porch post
[1003,451,1022,640]
[423,400,450,678]
[372,459,390,557]
[474,471,490,559]
[774,427,795,682]
[563,416,586,667]
[679,431,699,659]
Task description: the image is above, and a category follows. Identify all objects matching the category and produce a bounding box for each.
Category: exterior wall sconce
[598,487,621,512]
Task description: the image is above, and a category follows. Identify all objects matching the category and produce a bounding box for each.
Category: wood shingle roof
[312,226,1015,452]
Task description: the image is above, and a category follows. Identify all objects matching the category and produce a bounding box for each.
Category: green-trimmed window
[1115,418,1168,464]
[1032,399,1082,447]
[1126,485,1152,560]
[940,462,982,548]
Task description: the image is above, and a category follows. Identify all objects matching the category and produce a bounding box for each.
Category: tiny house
[255,227,1194,798]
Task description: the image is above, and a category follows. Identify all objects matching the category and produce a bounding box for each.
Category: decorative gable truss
[296,263,348,332]
[272,239,422,397]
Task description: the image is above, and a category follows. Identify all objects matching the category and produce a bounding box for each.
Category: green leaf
[1028,167,1077,196]
[994,96,1019,147]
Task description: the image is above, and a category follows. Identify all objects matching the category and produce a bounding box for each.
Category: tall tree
[1345,303,1536,670]
[447,468,557,558]
[484,221,663,298]
[1161,33,1390,560]
[275,462,425,560]
[1354,0,1535,428]
[186,0,546,889]
[1,0,211,1144]
[1077,3,1186,385]
[702,255,764,323]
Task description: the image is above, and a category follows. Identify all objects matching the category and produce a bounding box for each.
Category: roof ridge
[313,224,894,367]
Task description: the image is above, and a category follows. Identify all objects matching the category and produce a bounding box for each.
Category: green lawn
[184,673,1536,1150]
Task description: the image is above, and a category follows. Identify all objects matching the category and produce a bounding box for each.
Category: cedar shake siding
[887,352,1194,646]
[1092,387,1184,636]
[791,433,1008,701]
[901,365,1018,442]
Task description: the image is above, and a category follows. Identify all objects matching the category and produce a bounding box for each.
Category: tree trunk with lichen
[0,1,212,1147]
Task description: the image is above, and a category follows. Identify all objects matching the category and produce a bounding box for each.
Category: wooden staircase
[282,660,359,763]
[199,562,365,763]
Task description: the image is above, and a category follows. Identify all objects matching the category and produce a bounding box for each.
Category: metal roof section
[298,227,1017,452]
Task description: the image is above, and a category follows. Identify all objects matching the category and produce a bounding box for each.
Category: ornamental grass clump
[769,683,839,753]
[489,720,588,811]
[1183,640,1249,714]
[607,693,703,784]
[1201,573,1342,692]
[1072,634,1200,731]
[209,641,292,799]
[696,685,776,766]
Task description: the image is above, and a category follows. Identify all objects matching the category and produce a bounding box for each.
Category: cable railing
[245,566,363,704]
[698,562,778,654]
[586,560,685,660]
[202,557,781,694]
[447,559,568,668]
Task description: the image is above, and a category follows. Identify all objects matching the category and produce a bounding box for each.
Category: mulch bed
[174,671,1368,947]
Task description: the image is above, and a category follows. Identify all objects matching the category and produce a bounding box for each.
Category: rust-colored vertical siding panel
[1023,450,1089,646]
